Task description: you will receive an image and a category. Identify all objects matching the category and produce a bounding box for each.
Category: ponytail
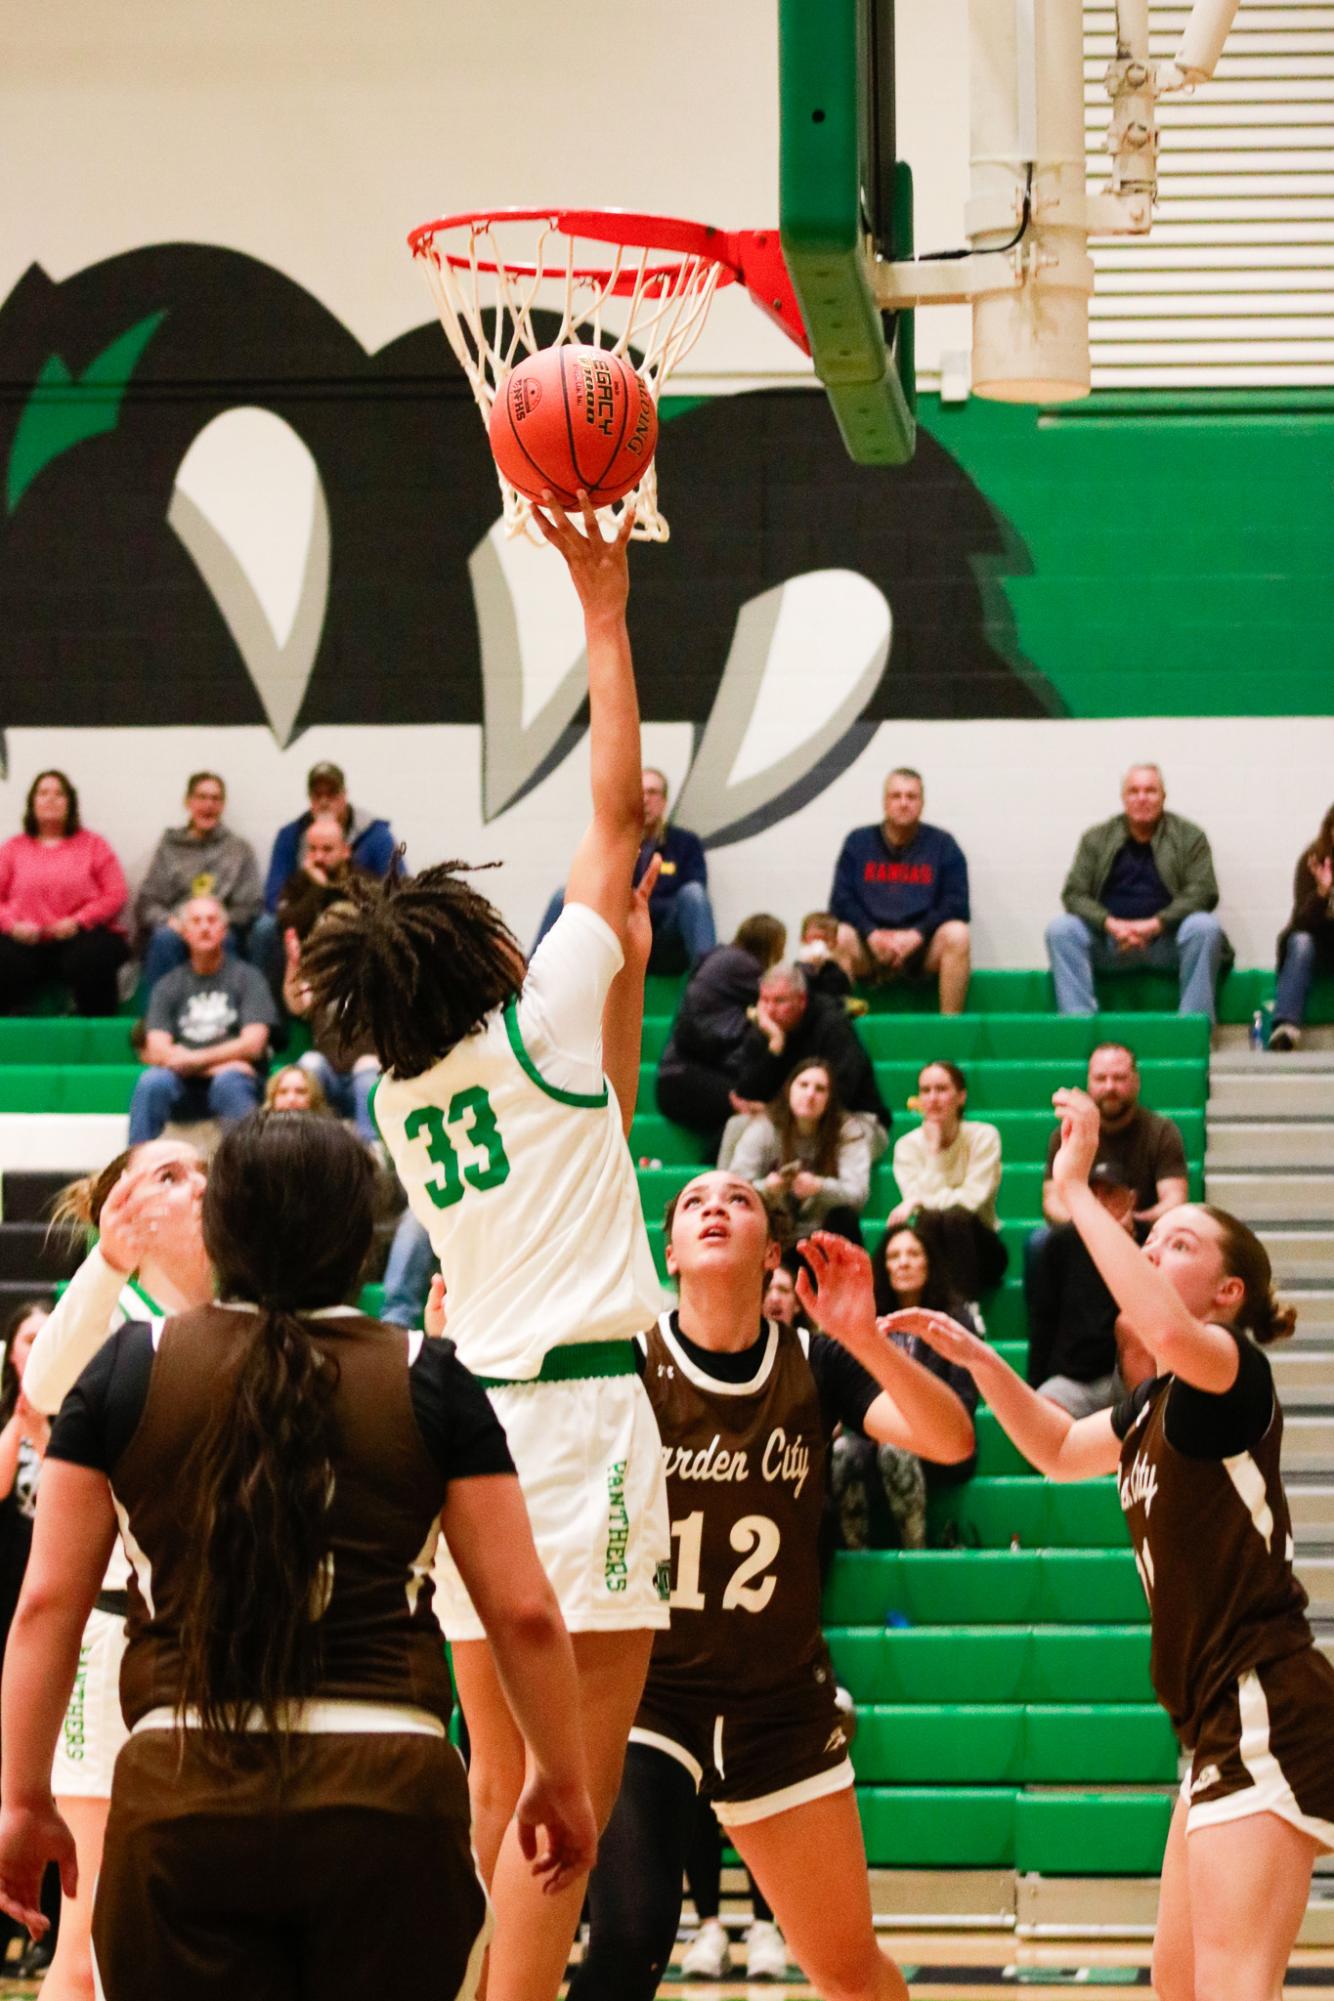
[1201,1204,1298,1347]
[49,1149,134,1234]
[176,1307,340,1743]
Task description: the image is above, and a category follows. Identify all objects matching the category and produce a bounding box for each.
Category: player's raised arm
[1051,1088,1241,1393]
[534,494,642,940]
[892,1305,1121,1482]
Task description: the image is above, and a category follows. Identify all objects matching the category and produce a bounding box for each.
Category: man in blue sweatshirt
[829,768,972,1012]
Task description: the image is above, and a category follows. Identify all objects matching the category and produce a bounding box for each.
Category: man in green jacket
[1046,764,1228,1020]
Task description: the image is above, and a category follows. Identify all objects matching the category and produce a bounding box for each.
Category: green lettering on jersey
[405,1088,511,1212]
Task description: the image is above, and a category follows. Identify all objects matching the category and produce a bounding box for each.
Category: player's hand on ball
[0,1801,77,1940]
[515,1769,598,1896]
[1051,1087,1101,1193]
[531,490,635,621]
[97,1161,172,1276]
[795,1232,877,1349]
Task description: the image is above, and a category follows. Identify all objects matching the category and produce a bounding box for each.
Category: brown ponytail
[1201,1204,1298,1346]
[176,1112,375,1747]
[49,1149,135,1233]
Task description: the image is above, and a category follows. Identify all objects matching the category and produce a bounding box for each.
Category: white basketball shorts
[52,1604,128,1799]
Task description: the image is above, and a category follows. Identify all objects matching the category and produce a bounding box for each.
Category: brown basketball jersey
[1116,1343,1313,1748]
[103,1308,480,1728]
[641,1312,829,1705]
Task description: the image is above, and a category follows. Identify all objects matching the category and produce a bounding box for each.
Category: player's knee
[1148,1942,1193,2001]
[935,920,970,956]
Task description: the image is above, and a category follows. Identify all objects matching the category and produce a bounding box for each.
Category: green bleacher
[634,972,1207,1876]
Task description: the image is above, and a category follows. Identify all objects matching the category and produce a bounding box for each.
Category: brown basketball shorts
[1184,1645,1334,1847]
[630,1652,854,1827]
[94,1728,490,2000]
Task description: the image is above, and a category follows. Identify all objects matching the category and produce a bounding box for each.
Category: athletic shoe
[744,1918,789,1980]
[680,1917,731,1979]
[1269,1022,1302,1051]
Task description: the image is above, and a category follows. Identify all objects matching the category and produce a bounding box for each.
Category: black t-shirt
[49,1322,514,1487]
[1045,1105,1187,1213]
[145,958,277,1051]
[1103,837,1170,920]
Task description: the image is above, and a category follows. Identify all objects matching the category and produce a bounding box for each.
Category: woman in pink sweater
[0,772,128,1015]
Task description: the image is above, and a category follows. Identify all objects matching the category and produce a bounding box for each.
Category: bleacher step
[1296,1556,1334,1617]
[1208,1173,1334,1223]
[1281,1416,1334,1473]
[1208,1122,1334,1170]
[0,1223,81,1285]
[0,1170,78,1225]
[1209,1072,1334,1120]
[1272,1349,1334,1404]
[1258,1231,1334,1284]
[0,1115,128,1173]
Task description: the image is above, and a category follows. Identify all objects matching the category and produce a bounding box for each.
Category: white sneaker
[744,1918,789,1980]
[680,1917,731,1979]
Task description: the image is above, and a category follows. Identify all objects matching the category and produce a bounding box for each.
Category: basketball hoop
[408,207,805,542]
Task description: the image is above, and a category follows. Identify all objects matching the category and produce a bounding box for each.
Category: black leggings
[567,1743,701,2001]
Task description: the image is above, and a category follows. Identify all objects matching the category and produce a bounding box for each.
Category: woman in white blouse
[728,1057,871,1245]
[889,1060,1007,1295]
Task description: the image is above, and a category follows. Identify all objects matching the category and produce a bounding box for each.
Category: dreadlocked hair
[298,856,524,1078]
[175,1112,375,1750]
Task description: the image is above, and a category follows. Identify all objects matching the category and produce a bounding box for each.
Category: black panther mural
[0,244,1059,817]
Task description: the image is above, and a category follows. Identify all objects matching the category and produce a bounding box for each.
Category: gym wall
[1,0,1329,967]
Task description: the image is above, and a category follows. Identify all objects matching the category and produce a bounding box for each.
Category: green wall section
[918,390,1334,719]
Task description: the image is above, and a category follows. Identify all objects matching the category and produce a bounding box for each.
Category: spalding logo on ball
[488,344,658,508]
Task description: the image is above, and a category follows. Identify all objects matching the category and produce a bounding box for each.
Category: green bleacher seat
[992,1339,1028,1373]
[0,1019,137,1064]
[822,1549,1147,1627]
[826,1624,1153,1706]
[927,1477,1127,1550]
[628,1105,1205,1167]
[357,1282,385,1316]
[635,1057,1205,1118]
[856,1781,1171,1872]
[851,1703,1175,1784]
[1014,1791,1172,1875]
[854,1013,1209,1063]
[0,1065,140,1114]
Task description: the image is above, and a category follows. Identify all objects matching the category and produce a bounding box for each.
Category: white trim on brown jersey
[652,1311,782,1397]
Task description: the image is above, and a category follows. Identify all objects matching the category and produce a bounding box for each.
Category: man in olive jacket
[1046,763,1229,1020]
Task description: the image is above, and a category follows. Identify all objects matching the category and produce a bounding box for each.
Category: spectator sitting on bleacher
[732,962,891,1149]
[794,910,855,1002]
[1041,1043,1188,1229]
[654,913,786,1141]
[536,766,716,974]
[134,772,262,990]
[1027,1161,1140,1417]
[830,1216,979,1549]
[250,761,399,984]
[1045,762,1228,1021]
[264,1064,332,1115]
[888,1060,1007,1296]
[728,1057,871,1247]
[0,770,129,1017]
[828,767,971,1012]
[127,896,276,1143]
[1270,803,1334,1051]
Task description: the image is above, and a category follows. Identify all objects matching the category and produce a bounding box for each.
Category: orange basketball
[488,345,658,510]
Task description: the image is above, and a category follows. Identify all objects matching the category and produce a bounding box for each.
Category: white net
[411,212,733,542]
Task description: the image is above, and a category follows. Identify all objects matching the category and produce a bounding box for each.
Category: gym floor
[567,1930,1334,1996]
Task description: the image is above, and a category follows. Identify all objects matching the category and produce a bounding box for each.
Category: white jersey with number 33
[370,903,664,1381]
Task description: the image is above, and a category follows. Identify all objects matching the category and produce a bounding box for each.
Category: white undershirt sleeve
[517,901,625,1097]
[23,1246,129,1416]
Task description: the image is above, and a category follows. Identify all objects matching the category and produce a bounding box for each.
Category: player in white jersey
[300,495,669,2001]
[23,1141,210,2001]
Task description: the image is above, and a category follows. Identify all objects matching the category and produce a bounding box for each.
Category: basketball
[488,345,658,510]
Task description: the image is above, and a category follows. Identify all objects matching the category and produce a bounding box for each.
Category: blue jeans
[1045,910,1226,1021]
[381,1209,436,1328]
[1275,930,1320,1027]
[142,923,241,991]
[128,1064,263,1144]
[298,1051,380,1143]
[535,881,717,971]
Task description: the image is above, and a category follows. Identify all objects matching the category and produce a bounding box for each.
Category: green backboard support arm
[779,0,917,465]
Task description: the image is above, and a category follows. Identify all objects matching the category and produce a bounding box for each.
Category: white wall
[2,716,1325,971]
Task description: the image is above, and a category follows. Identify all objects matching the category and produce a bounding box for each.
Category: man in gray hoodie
[135,772,262,987]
